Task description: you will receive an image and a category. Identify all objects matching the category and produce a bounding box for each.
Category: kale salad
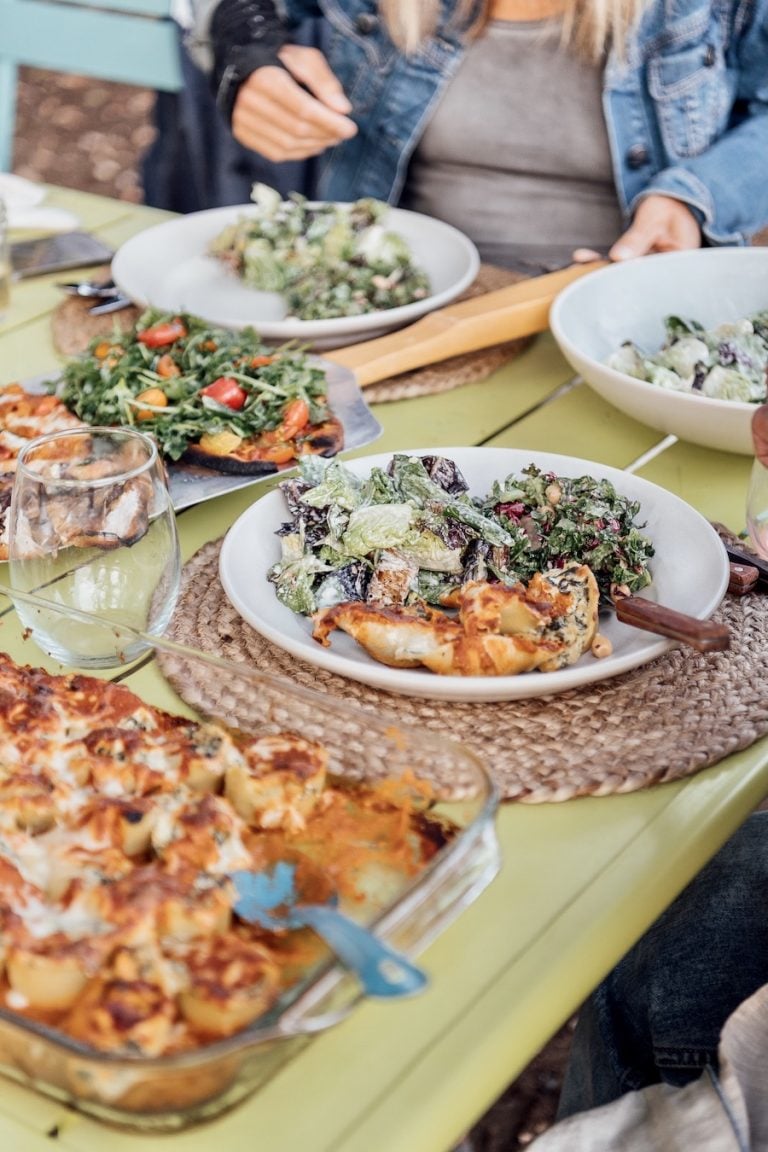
[609,311,768,403]
[268,453,655,616]
[209,184,431,321]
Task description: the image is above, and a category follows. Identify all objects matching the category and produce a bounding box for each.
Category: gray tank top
[402,19,624,269]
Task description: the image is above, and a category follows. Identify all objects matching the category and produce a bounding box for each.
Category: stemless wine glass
[8,427,181,667]
[746,404,768,559]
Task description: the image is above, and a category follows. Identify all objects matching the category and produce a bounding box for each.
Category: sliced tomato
[137,320,187,348]
[199,376,248,410]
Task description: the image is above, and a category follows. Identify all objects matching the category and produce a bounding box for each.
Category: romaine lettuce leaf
[341,503,415,556]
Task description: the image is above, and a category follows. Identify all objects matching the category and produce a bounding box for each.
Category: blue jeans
[557,811,768,1119]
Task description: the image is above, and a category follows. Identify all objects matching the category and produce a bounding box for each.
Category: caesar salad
[608,311,768,402]
[267,453,654,617]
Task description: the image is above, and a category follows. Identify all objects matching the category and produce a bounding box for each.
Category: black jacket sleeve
[208,0,288,124]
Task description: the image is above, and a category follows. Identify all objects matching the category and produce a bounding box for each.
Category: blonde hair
[378,0,647,60]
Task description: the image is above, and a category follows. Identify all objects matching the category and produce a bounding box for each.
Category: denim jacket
[195,0,768,244]
[192,1,768,245]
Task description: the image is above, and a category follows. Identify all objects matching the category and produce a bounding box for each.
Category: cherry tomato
[156,353,181,378]
[137,320,187,348]
[199,376,248,410]
[134,388,168,420]
[277,398,310,440]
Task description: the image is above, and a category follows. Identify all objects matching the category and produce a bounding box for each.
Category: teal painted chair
[0,0,184,171]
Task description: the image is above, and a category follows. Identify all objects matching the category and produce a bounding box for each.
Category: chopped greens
[608,311,768,403]
[54,310,330,461]
[268,454,654,615]
[209,183,431,321]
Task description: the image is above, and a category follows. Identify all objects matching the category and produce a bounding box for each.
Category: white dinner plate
[218,447,729,702]
[111,204,480,349]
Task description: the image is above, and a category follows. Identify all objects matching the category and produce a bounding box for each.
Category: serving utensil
[722,543,768,589]
[231,864,428,999]
[325,260,607,387]
[56,276,133,314]
[87,293,133,315]
[57,277,118,298]
[727,561,760,595]
[610,594,730,652]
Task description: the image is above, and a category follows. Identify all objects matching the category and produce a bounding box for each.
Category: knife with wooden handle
[324,260,606,387]
[613,596,730,652]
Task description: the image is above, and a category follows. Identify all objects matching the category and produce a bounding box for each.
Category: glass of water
[7,427,181,667]
[747,404,768,559]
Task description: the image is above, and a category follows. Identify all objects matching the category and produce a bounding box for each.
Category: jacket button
[626,144,649,169]
[703,44,716,66]
[355,13,378,34]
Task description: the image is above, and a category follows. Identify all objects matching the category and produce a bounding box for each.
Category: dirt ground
[12,64,575,1152]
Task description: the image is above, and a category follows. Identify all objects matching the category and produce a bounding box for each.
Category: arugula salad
[608,311,768,402]
[209,183,431,321]
[54,309,330,462]
[268,454,654,616]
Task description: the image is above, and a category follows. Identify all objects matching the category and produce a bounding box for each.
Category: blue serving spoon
[231,863,428,999]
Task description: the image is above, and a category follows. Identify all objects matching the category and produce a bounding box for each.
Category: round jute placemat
[51,267,142,357]
[159,539,768,804]
[340,263,534,403]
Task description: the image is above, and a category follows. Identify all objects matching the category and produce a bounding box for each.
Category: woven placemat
[361,263,533,403]
[51,266,141,357]
[159,539,768,804]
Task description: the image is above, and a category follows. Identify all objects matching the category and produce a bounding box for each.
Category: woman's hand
[609,195,702,260]
[231,45,357,161]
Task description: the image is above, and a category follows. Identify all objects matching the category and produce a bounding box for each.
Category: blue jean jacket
[276,0,768,244]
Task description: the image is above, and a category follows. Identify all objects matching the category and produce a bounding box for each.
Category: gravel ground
[13,68,155,200]
[12,64,574,1152]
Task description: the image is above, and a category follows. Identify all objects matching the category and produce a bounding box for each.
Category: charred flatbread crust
[183,415,345,475]
[0,385,89,560]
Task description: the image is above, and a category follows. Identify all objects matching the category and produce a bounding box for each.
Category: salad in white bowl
[608,311,768,403]
[549,247,768,455]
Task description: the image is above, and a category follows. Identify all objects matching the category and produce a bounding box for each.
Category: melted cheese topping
[0,654,449,1055]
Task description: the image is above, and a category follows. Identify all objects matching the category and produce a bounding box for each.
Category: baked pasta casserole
[0,654,451,1057]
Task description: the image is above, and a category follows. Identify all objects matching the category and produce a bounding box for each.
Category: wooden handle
[614,596,730,653]
[324,261,607,387]
[723,544,768,588]
[728,561,760,596]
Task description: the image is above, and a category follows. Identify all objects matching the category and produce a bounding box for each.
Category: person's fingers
[235,64,356,140]
[571,247,604,263]
[278,44,352,114]
[233,100,338,157]
[232,69,352,159]
[609,220,659,261]
[610,196,702,260]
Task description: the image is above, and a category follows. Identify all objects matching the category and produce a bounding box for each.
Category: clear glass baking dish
[0,614,500,1132]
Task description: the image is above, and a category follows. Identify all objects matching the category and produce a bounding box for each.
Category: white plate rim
[218,447,729,702]
[111,203,480,341]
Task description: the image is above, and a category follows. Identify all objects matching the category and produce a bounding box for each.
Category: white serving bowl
[549,247,768,455]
